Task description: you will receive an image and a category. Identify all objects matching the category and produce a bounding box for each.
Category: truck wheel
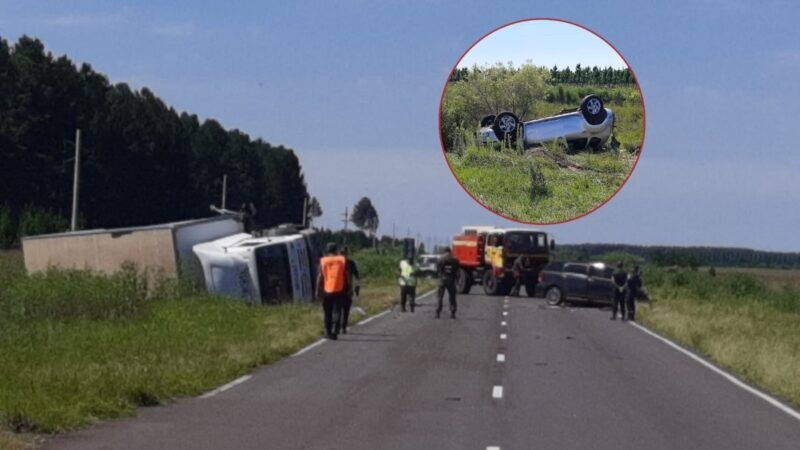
[579,95,607,125]
[480,115,496,127]
[456,268,472,294]
[545,286,563,306]
[483,270,501,296]
[492,112,519,143]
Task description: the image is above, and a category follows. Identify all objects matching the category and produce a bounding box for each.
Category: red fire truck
[451,226,554,296]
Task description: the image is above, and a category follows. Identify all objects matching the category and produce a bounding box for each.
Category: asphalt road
[46,291,800,449]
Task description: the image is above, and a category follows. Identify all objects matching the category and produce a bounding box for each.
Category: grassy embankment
[447,85,642,223]
[638,266,800,408]
[0,248,432,444]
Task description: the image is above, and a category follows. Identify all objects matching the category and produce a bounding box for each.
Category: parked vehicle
[535,261,616,306]
[417,253,442,276]
[479,94,615,150]
[451,225,554,296]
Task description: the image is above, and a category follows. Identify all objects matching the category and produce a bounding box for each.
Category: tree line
[449,64,634,86]
[557,244,800,269]
[0,36,308,247]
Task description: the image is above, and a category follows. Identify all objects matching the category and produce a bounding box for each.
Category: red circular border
[438,17,647,226]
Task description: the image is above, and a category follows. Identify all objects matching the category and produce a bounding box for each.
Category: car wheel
[483,270,501,296]
[545,286,563,306]
[456,268,472,294]
[492,111,519,143]
[579,95,608,125]
[480,115,496,128]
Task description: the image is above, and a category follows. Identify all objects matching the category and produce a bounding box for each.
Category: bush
[0,205,15,248]
[18,207,68,238]
[0,264,151,323]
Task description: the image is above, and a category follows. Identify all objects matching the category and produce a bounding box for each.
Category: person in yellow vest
[397,256,419,312]
[317,242,348,340]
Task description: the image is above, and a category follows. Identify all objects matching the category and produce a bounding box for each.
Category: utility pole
[302,196,308,228]
[341,207,349,244]
[221,174,227,210]
[70,129,81,232]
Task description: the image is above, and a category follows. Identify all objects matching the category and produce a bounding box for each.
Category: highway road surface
[46,291,800,449]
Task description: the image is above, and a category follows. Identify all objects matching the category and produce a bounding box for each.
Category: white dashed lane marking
[500,333,507,340]
[497,353,505,362]
[502,311,508,316]
[501,321,507,326]
[492,385,504,399]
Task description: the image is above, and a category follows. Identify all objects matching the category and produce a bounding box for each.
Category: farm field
[0,248,430,441]
[639,266,800,409]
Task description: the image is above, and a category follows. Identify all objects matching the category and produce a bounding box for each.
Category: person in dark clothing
[336,247,360,334]
[626,265,642,321]
[509,256,529,297]
[611,262,628,320]
[435,247,460,319]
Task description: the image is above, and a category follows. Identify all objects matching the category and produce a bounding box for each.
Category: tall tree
[351,197,379,239]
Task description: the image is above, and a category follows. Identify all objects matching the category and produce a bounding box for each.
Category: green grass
[447,145,635,222]
[0,248,424,436]
[638,267,800,408]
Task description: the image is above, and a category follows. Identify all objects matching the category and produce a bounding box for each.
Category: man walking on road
[317,242,347,340]
[435,247,460,319]
[509,255,528,297]
[336,246,360,334]
[611,262,628,320]
[626,265,643,321]
[398,256,418,312]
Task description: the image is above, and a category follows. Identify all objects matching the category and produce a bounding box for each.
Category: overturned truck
[22,216,321,304]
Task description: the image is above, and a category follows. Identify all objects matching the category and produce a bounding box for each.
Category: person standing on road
[509,255,528,297]
[611,262,628,320]
[435,247,460,319]
[336,246,360,335]
[626,265,643,321]
[317,242,347,340]
[398,256,418,312]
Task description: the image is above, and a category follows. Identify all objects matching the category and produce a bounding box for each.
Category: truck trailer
[22,215,243,284]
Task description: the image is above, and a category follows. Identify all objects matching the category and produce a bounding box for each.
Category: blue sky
[457,19,627,70]
[1,0,799,251]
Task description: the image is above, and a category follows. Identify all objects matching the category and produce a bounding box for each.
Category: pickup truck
[534,261,617,306]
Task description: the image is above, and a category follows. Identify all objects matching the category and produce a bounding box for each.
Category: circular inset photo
[439,19,645,224]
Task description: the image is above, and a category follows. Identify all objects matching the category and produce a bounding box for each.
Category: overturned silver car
[480,94,614,150]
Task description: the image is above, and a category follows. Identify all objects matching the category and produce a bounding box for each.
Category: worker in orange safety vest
[317,242,348,340]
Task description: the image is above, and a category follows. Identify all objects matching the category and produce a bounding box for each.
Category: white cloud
[152,23,197,37]
[43,12,127,27]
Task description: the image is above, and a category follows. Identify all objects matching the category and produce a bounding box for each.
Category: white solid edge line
[199,374,252,399]
[357,287,437,326]
[492,385,503,399]
[497,353,505,362]
[291,338,326,357]
[630,321,800,422]
[500,333,507,340]
[356,309,390,326]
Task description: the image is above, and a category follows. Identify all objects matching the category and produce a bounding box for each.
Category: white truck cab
[193,232,315,304]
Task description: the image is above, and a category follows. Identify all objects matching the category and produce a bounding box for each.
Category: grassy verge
[0,247,422,436]
[638,267,800,408]
[447,145,636,222]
